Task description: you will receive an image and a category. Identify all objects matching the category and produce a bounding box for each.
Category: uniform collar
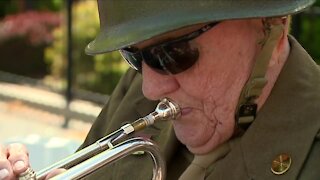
[239,35,320,178]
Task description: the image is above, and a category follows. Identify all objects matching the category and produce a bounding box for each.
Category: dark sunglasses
[119,22,219,75]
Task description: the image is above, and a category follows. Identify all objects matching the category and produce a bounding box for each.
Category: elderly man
[1,0,320,179]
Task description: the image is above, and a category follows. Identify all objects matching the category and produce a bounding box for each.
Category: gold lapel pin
[271,153,292,175]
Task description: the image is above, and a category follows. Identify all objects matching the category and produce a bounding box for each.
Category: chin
[174,130,221,155]
[187,129,233,155]
[174,127,211,148]
[186,138,220,155]
[187,146,208,155]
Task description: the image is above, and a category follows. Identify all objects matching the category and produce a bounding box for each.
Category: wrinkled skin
[0,18,289,179]
[140,19,289,154]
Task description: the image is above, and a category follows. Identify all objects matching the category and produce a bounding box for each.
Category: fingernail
[0,169,9,179]
[14,161,25,171]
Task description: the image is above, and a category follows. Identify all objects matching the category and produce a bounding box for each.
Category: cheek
[177,51,249,99]
[200,33,257,84]
[176,21,260,98]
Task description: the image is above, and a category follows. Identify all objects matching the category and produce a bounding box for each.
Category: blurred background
[0,0,319,171]
[0,0,128,170]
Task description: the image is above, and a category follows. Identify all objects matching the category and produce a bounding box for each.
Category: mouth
[181,107,192,116]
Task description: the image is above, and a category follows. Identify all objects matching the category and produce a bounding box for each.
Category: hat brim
[85,0,315,55]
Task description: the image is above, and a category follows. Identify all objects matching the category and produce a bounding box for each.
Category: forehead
[134,23,207,49]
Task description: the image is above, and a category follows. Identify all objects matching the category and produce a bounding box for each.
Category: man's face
[140,19,263,154]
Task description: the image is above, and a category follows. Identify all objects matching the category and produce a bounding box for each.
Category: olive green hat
[86,0,315,55]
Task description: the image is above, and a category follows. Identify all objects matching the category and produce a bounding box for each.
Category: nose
[141,62,179,100]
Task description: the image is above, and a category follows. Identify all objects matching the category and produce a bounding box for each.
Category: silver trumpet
[19,98,181,180]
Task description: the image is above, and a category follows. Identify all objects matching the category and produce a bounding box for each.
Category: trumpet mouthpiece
[131,98,181,132]
[155,98,181,121]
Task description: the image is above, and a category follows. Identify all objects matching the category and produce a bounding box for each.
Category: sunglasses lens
[120,22,216,75]
[142,47,164,71]
[120,50,142,72]
[121,41,199,75]
[142,41,199,74]
[163,42,199,74]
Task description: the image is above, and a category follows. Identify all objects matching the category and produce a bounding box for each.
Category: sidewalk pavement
[0,82,104,170]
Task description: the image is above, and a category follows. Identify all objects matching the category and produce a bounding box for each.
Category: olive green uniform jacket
[79,36,320,179]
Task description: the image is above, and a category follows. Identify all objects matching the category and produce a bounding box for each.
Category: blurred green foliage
[298,1,320,63]
[0,0,63,18]
[45,0,128,95]
[300,16,320,63]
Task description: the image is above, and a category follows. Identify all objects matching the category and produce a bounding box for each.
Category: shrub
[0,11,61,45]
[0,11,61,77]
[45,0,128,95]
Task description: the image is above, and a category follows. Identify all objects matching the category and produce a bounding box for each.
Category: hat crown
[86,0,315,55]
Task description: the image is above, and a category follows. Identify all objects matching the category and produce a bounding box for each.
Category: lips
[181,107,192,116]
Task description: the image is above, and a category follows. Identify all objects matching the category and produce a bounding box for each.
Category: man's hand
[0,143,66,180]
[0,143,29,180]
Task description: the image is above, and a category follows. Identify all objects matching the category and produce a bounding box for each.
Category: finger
[45,168,66,179]
[0,144,14,180]
[7,143,29,174]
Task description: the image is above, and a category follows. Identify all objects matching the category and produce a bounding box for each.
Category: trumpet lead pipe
[22,98,180,180]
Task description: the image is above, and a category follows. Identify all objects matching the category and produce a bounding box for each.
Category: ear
[275,17,290,55]
[268,17,290,67]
